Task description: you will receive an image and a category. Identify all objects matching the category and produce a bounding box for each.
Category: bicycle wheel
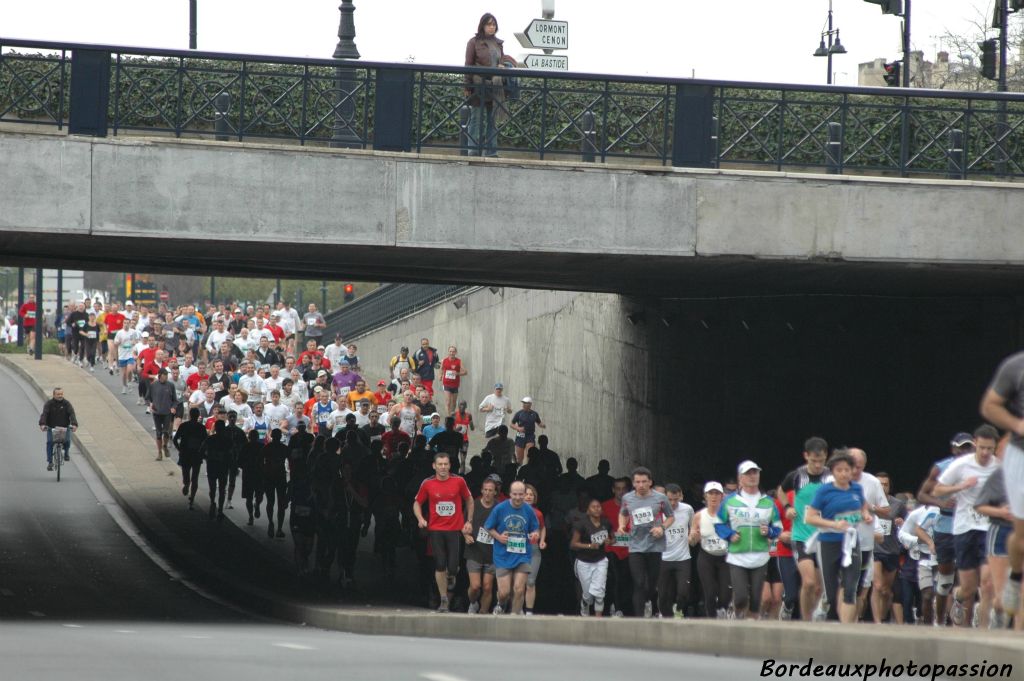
[54,443,62,482]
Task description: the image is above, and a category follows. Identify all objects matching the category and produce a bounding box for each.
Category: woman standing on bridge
[464,13,516,157]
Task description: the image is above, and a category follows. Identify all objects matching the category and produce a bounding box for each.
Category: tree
[928,4,1024,91]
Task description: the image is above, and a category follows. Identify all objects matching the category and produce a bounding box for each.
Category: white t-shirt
[238,374,267,403]
[663,502,695,562]
[114,328,142,361]
[479,394,512,432]
[854,471,889,550]
[205,329,230,353]
[324,342,345,368]
[225,401,253,422]
[179,364,199,382]
[264,402,291,426]
[937,453,1000,534]
[329,408,355,435]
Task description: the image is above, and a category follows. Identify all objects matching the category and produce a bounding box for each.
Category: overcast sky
[0,0,1004,86]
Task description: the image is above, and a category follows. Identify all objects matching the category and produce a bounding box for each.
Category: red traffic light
[344,284,354,294]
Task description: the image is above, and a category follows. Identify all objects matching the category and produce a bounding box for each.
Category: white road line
[0,588,13,596]
[182,635,212,639]
[114,629,137,634]
[421,673,473,681]
[28,611,45,618]
[62,624,83,629]
[272,643,316,651]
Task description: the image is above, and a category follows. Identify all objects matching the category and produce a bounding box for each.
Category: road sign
[159,289,169,302]
[523,54,569,71]
[524,19,568,50]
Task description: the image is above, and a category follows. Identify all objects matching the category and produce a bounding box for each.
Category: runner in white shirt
[225,390,254,422]
[204,319,230,356]
[848,448,890,620]
[659,483,695,618]
[264,365,284,394]
[329,405,355,437]
[479,383,512,438]
[237,363,267,405]
[113,326,142,395]
[324,334,346,368]
[899,503,941,625]
[934,425,1000,628]
[179,355,199,383]
[264,390,290,426]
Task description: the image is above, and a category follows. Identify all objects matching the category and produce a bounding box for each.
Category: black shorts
[874,552,900,573]
[954,530,987,571]
[934,531,956,566]
[485,427,501,439]
[793,540,818,566]
[766,555,782,584]
[429,530,462,574]
[443,386,458,394]
[152,413,173,438]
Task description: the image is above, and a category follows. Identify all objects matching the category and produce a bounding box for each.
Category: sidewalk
[4,354,1023,665]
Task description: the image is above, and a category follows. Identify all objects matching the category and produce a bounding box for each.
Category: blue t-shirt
[483,499,540,569]
[810,481,864,543]
[423,424,445,444]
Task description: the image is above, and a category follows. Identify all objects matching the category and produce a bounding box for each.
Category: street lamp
[813,0,847,84]
[331,1,362,148]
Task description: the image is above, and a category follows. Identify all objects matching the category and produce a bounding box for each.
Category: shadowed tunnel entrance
[642,294,1023,496]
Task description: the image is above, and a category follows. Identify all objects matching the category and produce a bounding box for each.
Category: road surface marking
[28,611,45,618]
[62,624,83,629]
[272,643,315,651]
[182,635,212,639]
[422,673,473,681]
[114,629,137,634]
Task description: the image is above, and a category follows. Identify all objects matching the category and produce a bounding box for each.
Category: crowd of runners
[27,296,1024,627]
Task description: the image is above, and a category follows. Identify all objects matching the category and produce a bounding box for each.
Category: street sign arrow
[524,19,568,50]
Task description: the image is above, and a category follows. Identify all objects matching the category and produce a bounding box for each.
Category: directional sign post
[523,54,568,71]
[524,19,568,50]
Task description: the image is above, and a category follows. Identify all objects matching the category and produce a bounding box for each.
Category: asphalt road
[0,362,766,680]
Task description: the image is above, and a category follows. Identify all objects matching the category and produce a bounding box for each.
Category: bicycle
[50,427,67,482]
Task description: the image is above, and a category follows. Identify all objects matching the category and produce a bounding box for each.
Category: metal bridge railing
[4,37,1024,178]
[324,284,476,341]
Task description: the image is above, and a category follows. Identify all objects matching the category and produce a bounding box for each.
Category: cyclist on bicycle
[38,387,78,471]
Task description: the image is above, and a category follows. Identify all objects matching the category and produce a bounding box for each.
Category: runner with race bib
[484,480,540,615]
[413,452,474,613]
[617,466,675,618]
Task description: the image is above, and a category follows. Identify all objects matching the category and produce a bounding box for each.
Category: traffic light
[863,0,902,15]
[883,61,901,87]
[343,283,355,303]
[980,39,998,81]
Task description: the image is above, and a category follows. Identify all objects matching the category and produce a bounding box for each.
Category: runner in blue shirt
[485,480,540,614]
[805,450,873,623]
[510,396,545,466]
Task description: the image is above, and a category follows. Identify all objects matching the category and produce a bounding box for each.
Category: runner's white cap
[737,460,761,474]
[704,481,724,494]
[521,396,533,403]
[125,300,134,306]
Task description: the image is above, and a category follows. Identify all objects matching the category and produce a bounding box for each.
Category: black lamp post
[189,0,197,49]
[331,1,362,148]
[813,0,847,85]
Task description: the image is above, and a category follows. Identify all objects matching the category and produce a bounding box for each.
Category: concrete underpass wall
[348,288,664,478]
[349,288,1024,501]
